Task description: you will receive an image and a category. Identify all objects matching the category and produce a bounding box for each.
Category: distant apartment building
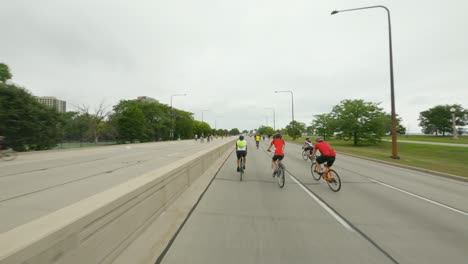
[137,96,157,103]
[36,96,67,113]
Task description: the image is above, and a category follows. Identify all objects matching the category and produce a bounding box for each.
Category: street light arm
[332,5,389,15]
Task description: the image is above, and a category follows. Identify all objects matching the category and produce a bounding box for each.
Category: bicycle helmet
[316,137,324,142]
[239,135,244,140]
[275,133,282,139]
[305,138,310,141]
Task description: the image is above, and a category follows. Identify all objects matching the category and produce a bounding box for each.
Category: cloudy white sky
[1,0,467,133]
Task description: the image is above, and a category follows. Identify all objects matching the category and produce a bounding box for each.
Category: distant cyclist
[236,135,248,172]
[267,133,285,176]
[255,134,261,148]
[302,138,314,159]
[311,137,336,175]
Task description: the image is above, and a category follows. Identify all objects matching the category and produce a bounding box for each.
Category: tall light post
[275,90,295,139]
[201,110,209,123]
[450,108,459,140]
[264,107,276,131]
[331,5,399,159]
[170,94,187,139]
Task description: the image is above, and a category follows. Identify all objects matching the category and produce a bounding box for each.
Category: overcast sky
[1,0,467,133]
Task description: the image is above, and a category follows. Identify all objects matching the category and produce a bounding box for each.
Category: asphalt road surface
[0,138,230,233]
[160,138,468,264]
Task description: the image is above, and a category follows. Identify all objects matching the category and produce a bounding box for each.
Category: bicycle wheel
[302,150,308,161]
[1,150,17,161]
[239,158,244,181]
[326,169,341,192]
[277,163,285,188]
[310,161,322,181]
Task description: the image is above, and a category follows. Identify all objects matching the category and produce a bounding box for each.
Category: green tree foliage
[0,83,61,150]
[311,113,336,140]
[418,104,467,136]
[193,120,211,137]
[61,111,89,141]
[332,99,387,145]
[174,109,194,139]
[285,120,306,139]
[384,114,406,135]
[230,128,241,135]
[257,126,275,136]
[0,63,12,83]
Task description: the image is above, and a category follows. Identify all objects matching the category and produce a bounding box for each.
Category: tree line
[257,99,466,145]
[0,63,240,151]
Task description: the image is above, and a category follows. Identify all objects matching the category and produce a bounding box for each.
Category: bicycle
[268,150,285,188]
[0,149,17,161]
[256,141,259,149]
[239,156,245,181]
[310,158,341,192]
[301,148,309,161]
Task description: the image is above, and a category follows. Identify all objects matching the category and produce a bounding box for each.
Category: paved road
[160,138,468,264]
[382,139,468,147]
[0,138,231,233]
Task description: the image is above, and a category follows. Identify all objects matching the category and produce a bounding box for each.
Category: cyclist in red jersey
[311,137,336,174]
[267,133,285,176]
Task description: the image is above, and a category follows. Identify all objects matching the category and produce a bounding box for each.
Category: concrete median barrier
[0,139,235,264]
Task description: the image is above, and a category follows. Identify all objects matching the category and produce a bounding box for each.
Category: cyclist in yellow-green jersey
[235,135,248,172]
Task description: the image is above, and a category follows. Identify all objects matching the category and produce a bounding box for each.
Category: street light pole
[201,110,209,123]
[331,5,399,159]
[265,108,276,131]
[275,91,295,139]
[450,108,459,140]
[170,94,187,140]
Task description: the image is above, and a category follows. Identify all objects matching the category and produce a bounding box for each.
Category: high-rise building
[137,96,157,103]
[36,96,67,113]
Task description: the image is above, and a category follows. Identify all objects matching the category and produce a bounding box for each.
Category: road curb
[337,152,468,183]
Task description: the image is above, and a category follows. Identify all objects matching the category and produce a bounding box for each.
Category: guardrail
[0,139,235,264]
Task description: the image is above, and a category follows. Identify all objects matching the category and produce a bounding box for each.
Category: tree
[116,105,147,143]
[384,114,406,135]
[0,83,61,150]
[285,120,306,139]
[332,99,387,145]
[418,104,467,136]
[193,120,212,137]
[311,113,336,140]
[257,126,275,136]
[230,128,240,135]
[0,63,12,83]
[76,101,109,144]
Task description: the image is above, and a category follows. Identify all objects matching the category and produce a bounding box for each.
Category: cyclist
[255,134,261,148]
[302,138,314,159]
[311,137,336,176]
[236,135,248,172]
[267,133,285,176]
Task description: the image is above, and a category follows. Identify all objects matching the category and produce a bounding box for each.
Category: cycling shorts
[236,150,247,159]
[316,155,335,167]
[272,155,284,161]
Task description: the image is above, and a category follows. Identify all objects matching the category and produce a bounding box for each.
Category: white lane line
[167,152,180,157]
[367,178,468,216]
[289,175,356,233]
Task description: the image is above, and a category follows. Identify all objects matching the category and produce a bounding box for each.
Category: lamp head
[331,10,339,15]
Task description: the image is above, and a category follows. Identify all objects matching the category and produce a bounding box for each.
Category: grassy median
[285,136,468,178]
[382,135,468,144]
